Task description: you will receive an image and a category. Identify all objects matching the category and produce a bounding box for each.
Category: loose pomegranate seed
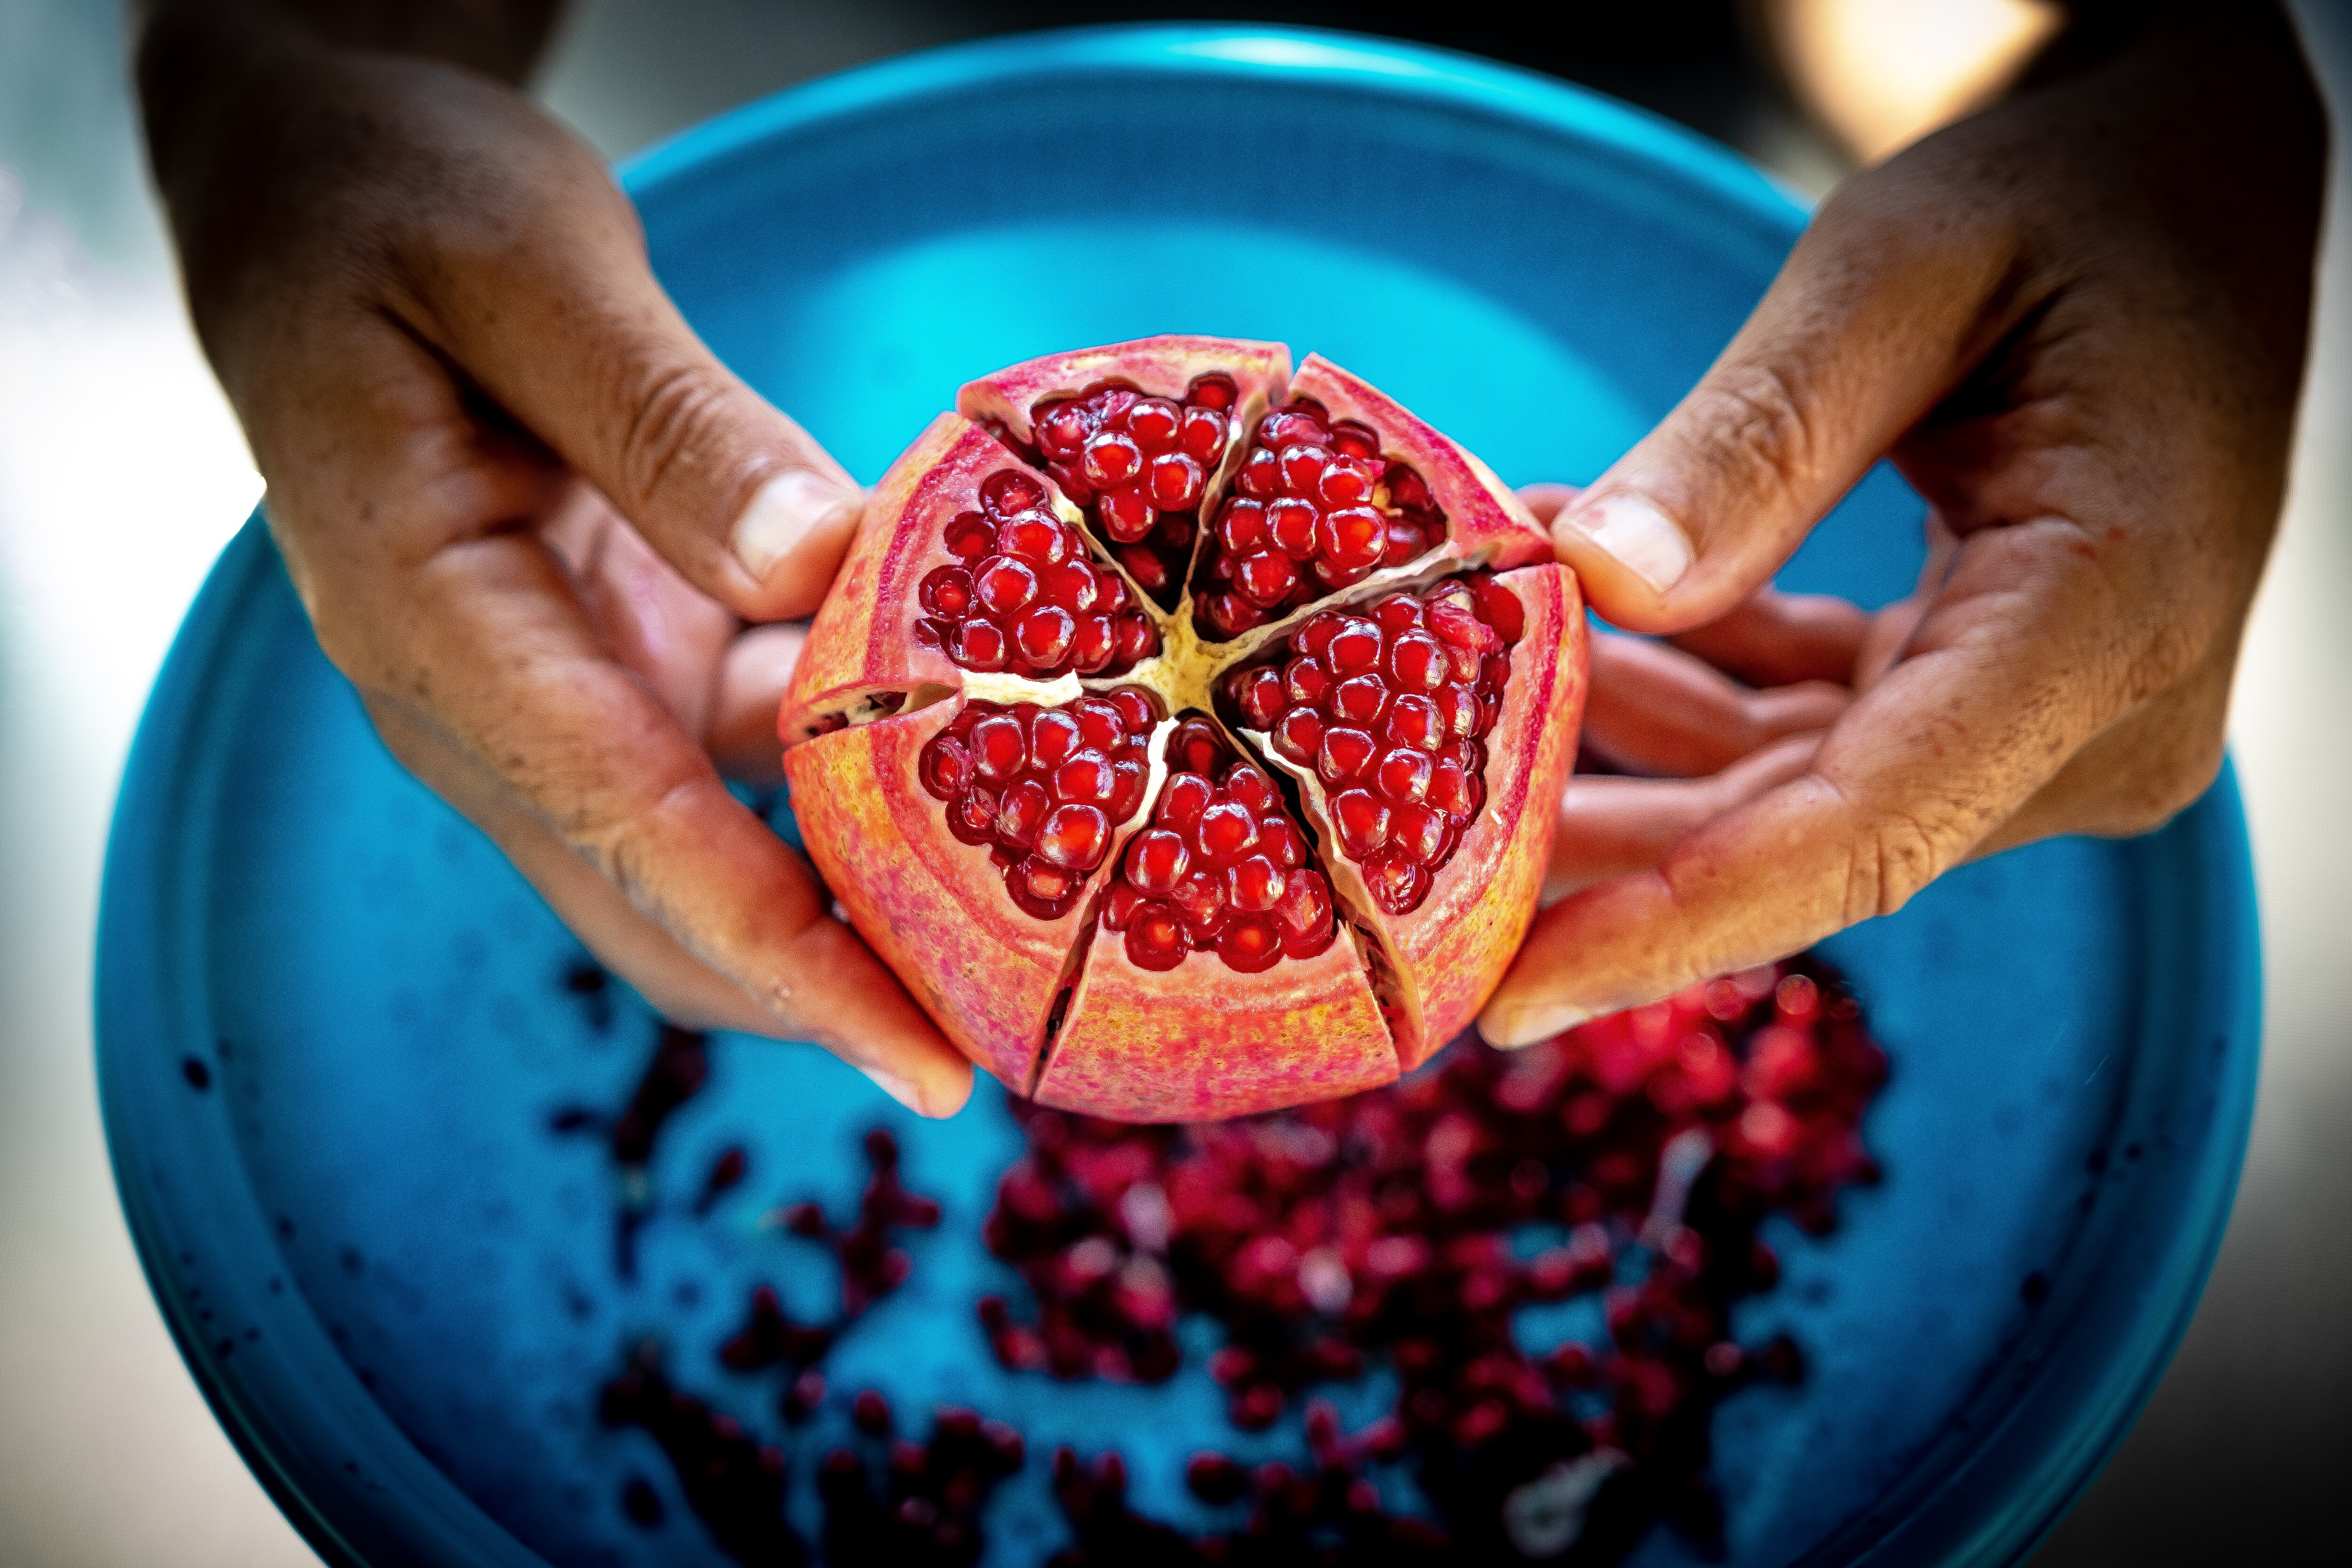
[1218,574,1513,915]
[931,469,1158,678]
[919,692,1160,921]
[1196,399,1448,637]
[1029,376,1234,609]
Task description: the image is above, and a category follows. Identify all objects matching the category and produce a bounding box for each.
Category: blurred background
[0,1,2343,1563]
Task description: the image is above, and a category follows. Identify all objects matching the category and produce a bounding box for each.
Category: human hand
[138,3,972,1113]
[1481,1,2324,1044]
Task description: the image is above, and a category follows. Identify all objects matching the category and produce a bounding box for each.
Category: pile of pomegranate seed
[1195,398,1446,639]
[547,1020,711,1278]
[817,1396,1026,1568]
[977,956,1886,1558]
[916,469,1160,677]
[1028,375,1238,605]
[598,1345,801,1565]
[1223,575,1521,916]
[1097,716,1338,975]
[917,688,1162,921]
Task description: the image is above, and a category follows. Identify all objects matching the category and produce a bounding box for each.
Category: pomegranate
[780,337,1586,1121]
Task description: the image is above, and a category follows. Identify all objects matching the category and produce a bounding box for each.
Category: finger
[1582,632,1850,777]
[1481,518,2122,1044]
[367,539,972,1114]
[709,622,807,786]
[546,482,738,739]
[1546,734,1825,902]
[1547,161,2033,633]
[392,113,862,621]
[1663,590,1870,687]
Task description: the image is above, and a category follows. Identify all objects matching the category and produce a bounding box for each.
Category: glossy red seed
[919,737,970,800]
[1196,801,1257,864]
[1218,498,1270,556]
[1284,658,1332,708]
[1055,751,1115,805]
[1384,694,1442,753]
[1170,869,1225,935]
[1179,405,1227,461]
[1333,789,1391,857]
[1238,447,1283,499]
[1114,614,1158,664]
[1318,505,1387,570]
[921,565,974,617]
[999,513,1068,566]
[1392,802,1446,864]
[1031,711,1082,770]
[1115,546,1168,597]
[950,618,1008,671]
[1125,903,1187,971]
[996,779,1049,849]
[1106,757,1147,820]
[1332,674,1389,726]
[982,470,1046,516]
[1257,817,1305,869]
[1070,615,1116,673]
[1111,687,1160,733]
[1272,707,1323,764]
[1217,915,1282,974]
[1370,594,1422,635]
[1326,619,1382,675]
[1146,452,1205,511]
[1074,700,1123,750]
[1267,497,1319,557]
[1157,773,1212,833]
[1377,748,1431,804]
[1234,551,1299,609]
[1317,726,1376,785]
[1261,408,1327,449]
[1434,684,1478,740]
[945,511,994,559]
[1100,880,1139,931]
[1388,633,1445,693]
[1228,855,1285,914]
[970,716,1025,781]
[1040,560,1098,613]
[1234,667,1286,730]
[1172,719,1227,775]
[974,557,1038,615]
[1125,829,1188,895]
[1081,432,1143,488]
[1186,373,1236,410]
[1035,403,1089,459]
[1294,613,1340,661]
[1126,397,1180,450]
[1035,804,1109,871]
[1279,443,1330,496]
[1098,486,1155,543]
[1015,605,1076,667]
[1330,419,1380,460]
[1224,764,1276,816]
[1471,574,1526,642]
[1362,846,1428,914]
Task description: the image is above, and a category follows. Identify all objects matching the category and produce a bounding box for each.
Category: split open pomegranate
[781,337,1586,1121]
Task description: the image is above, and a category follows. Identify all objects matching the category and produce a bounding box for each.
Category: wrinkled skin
[138,0,971,1113]
[1481,1,2326,1043]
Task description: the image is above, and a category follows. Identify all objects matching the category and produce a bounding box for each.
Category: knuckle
[1690,361,1817,502]
[1840,810,1947,924]
[613,357,738,518]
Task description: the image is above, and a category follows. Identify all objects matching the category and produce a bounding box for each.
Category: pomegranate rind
[1036,930,1395,1122]
[782,698,1092,1092]
[777,415,1084,740]
[955,335,1293,446]
[1287,354,1551,573]
[1274,564,1586,1070]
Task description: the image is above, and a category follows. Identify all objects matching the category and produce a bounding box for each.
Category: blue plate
[97,25,2260,1568]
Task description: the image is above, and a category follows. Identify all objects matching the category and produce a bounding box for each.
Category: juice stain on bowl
[557,955,1886,1565]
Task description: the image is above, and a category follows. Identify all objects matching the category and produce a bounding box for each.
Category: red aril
[780,336,1586,1121]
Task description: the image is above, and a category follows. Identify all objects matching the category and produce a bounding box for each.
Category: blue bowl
[97,25,2259,1568]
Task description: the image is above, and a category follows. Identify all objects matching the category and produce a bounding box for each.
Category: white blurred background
[0,2,2342,1563]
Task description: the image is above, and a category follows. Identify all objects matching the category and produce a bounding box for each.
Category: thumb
[409,152,860,621]
[1554,170,2025,634]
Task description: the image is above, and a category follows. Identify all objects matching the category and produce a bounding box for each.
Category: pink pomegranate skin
[779,337,1586,1122]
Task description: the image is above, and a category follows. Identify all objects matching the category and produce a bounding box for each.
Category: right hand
[139,7,973,1114]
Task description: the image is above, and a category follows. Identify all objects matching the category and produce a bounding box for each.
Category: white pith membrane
[782,369,1530,1098]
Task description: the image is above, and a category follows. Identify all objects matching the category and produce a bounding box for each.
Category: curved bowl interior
[97,25,2258,1568]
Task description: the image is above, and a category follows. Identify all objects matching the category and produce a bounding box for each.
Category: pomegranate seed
[1111,687,1159,733]
[1234,667,1286,730]
[1218,498,1269,556]
[1054,751,1115,805]
[1279,442,1331,495]
[1388,632,1445,692]
[1392,802,1446,864]
[1385,694,1443,753]
[1317,505,1386,570]
[1224,764,1276,814]
[1125,397,1180,450]
[1228,854,1286,914]
[1332,790,1391,856]
[1170,869,1225,937]
[997,512,1068,566]
[970,716,1025,781]
[944,511,993,558]
[1146,452,1205,510]
[1239,447,1282,498]
[1217,916,1282,974]
[1186,373,1236,410]
[1040,559,1098,613]
[1196,801,1256,864]
[1036,401,1089,458]
[995,780,1049,850]
[1326,619,1382,674]
[1081,432,1143,488]
[1113,614,1157,664]
[1098,486,1153,543]
[1317,458,1375,508]
[1070,615,1115,673]
[950,619,1008,671]
[1125,902,1186,971]
[1031,711,1081,770]
[1234,550,1299,609]
[1317,726,1376,785]
[1035,805,1109,871]
[1376,748,1431,804]
[1124,830,1188,895]
[1179,406,1227,462]
[1257,817,1305,869]
[1015,605,1076,666]
[920,565,973,616]
[1272,708,1323,764]
[1156,773,1211,833]
[1363,848,1427,914]
[1268,496,1319,557]
[982,470,1046,516]
[1331,674,1389,726]
[1073,700,1123,751]
[919,738,971,800]
[1284,657,1332,708]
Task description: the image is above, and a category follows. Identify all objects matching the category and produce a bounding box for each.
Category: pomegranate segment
[1223,574,1521,917]
[1194,398,1449,638]
[916,689,1163,923]
[1099,716,1339,975]
[914,467,1160,679]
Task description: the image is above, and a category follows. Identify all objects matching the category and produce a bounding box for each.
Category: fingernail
[1557,493,1692,595]
[1482,1002,1593,1049]
[858,1063,925,1113]
[732,470,859,582]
